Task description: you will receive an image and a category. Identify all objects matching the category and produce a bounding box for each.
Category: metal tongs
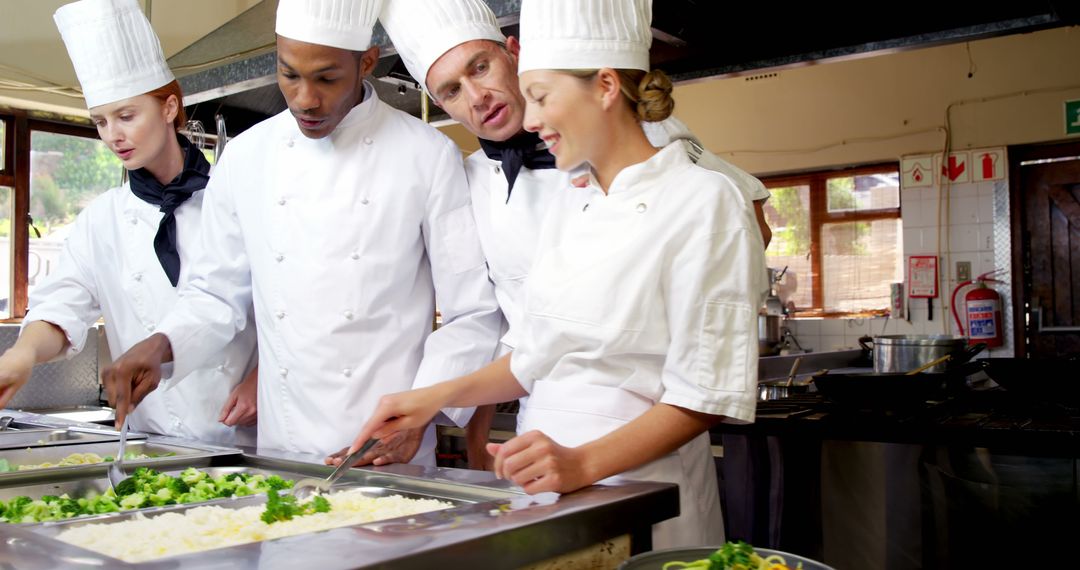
[107,417,131,492]
[290,438,379,501]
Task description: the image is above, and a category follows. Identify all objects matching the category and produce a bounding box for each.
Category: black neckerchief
[128,133,210,287]
[478,131,556,201]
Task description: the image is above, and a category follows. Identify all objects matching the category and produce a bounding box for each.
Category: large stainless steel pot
[758,314,781,356]
[858,335,981,373]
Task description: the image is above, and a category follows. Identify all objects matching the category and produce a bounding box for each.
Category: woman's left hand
[486,430,593,494]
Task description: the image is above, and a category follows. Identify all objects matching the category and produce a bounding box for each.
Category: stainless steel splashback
[0,325,100,409]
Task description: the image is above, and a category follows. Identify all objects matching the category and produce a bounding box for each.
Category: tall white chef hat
[380,0,505,93]
[276,0,384,51]
[517,0,653,74]
[53,0,175,110]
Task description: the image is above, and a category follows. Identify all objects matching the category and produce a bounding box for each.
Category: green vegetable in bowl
[662,541,800,570]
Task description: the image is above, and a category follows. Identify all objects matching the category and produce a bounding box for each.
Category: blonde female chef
[337,0,766,548]
[0,0,258,444]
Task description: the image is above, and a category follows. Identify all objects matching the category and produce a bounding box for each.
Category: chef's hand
[101,333,172,429]
[328,384,447,466]
[487,430,590,494]
[325,427,426,467]
[0,346,35,409]
[465,404,496,471]
[219,366,258,427]
[324,382,451,468]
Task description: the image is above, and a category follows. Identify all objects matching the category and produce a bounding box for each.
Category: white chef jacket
[24,186,258,445]
[156,83,502,460]
[510,143,767,547]
[469,117,768,352]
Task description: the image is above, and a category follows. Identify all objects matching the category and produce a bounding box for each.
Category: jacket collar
[585,141,691,196]
[283,80,379,141]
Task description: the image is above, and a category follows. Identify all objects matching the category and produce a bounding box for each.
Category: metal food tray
[0,440,239,484]
[22,406,115,425]
[0,428,144,450]
[0,452,680,569]
[26,467,477,533]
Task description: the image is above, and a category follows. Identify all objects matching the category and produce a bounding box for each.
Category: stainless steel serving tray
[22,406,115,425]
[0,452,679,569]
[0,428,144,450]
[0,440,239,484]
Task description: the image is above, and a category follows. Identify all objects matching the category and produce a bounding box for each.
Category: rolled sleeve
[659,226,764,423]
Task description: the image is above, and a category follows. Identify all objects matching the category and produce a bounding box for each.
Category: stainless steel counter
[0,421,679,569]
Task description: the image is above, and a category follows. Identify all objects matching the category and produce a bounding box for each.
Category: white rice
[55,489,452,563]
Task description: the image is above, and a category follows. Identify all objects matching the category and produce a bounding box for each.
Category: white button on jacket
[25,187,258,445]
[156,84,501,460]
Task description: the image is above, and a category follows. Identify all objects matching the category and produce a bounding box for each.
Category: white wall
[783,170,1009,355]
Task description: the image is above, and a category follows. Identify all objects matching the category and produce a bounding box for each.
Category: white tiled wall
[781,155,1009,354]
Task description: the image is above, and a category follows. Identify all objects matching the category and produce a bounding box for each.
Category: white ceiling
[0,0,261,116]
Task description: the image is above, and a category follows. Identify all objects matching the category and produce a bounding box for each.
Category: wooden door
[1011,142,1080,357]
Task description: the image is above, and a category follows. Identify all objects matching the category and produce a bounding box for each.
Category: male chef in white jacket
[103,0,502,465]
[379,0,772,467]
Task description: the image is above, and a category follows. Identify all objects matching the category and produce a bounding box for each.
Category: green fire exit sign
[1068,99,1080,136]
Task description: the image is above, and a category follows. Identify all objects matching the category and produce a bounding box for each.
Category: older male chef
[379,0,771,466]
[103,0,502,464]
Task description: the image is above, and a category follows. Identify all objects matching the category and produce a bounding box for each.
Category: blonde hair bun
[636,69,674,122]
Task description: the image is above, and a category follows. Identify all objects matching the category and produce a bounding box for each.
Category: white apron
[519,380,723,548]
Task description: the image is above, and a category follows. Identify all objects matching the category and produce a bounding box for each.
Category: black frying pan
[813,360,984,408]
[978,357,1080,406]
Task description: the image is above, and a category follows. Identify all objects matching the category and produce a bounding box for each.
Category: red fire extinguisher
[951,271,1004,348]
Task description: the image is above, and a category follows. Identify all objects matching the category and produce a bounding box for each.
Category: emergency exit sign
[1067,99,1080,136]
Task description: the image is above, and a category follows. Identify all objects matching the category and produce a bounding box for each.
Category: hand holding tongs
[290,438,379,501]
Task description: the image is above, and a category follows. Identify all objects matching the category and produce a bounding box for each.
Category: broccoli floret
[91,498,120,514]
[311,495,331,514]
[168,477,190,495]
[260,490,298,524]
[146,487,174,506]
[4,496,33,520]
[179,467,206,485]
[56,497,81,517]
[264,475,292,492]
[119,493,146,510]
[260,491,332,525]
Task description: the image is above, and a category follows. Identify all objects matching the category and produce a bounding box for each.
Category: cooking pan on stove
[813,360,985,407]
[977,357,1080,406]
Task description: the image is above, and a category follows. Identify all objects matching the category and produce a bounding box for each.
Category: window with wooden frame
[0,114,17,319]
[762,164,903,317]
[0,111,113,321]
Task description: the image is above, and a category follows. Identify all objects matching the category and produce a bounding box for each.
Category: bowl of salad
[618,541,835,570]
